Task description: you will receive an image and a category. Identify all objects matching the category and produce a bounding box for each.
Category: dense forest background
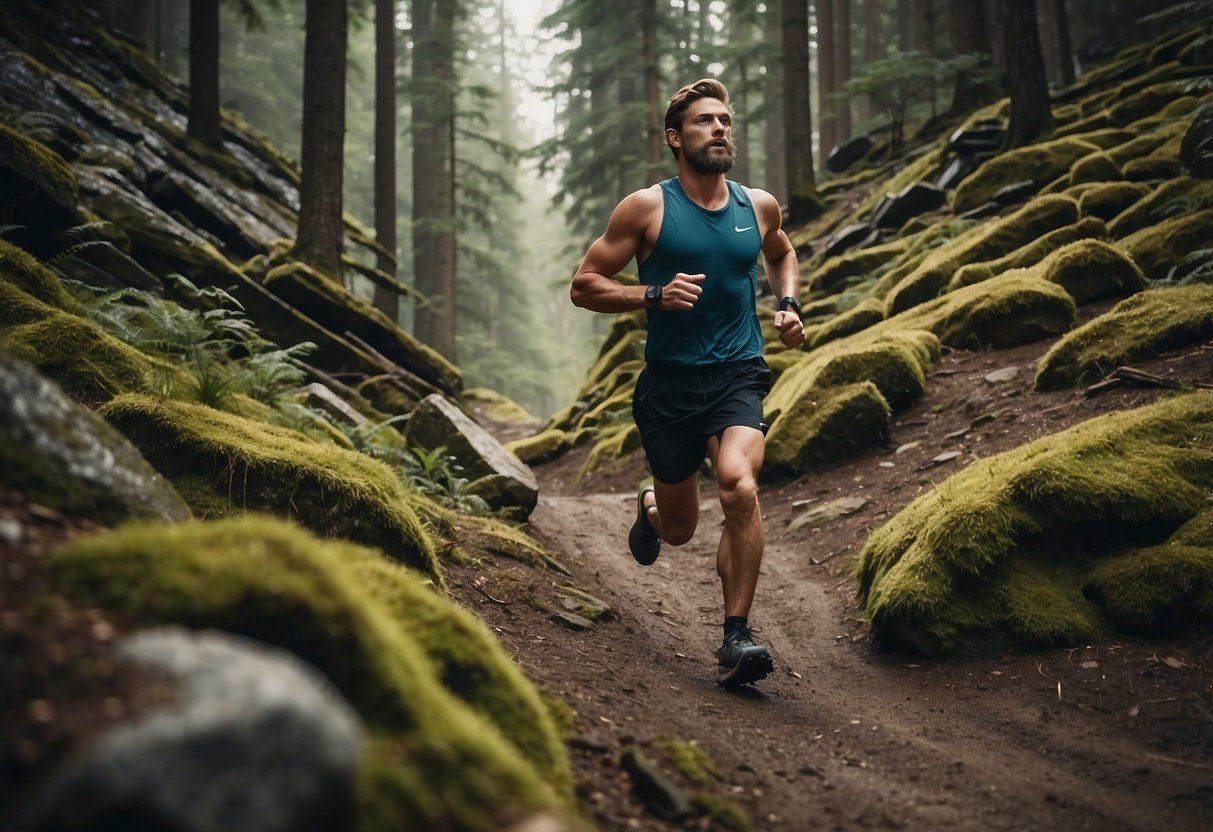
[94,0,1190,418]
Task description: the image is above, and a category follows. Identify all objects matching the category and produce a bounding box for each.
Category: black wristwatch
[778,296,802,316]
[645,284,663,308]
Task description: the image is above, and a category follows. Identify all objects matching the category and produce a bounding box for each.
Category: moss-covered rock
[461,387,537,425]
[1034,284,1213,390]
[1085,507,1213,634]
[1120,209,1213,280]
[97,394,441,584]
[796,334,937,412]
[48,517,571,829]
[505,429,571,466]
[854,392,1213,654]
[926,274,1076,350]
[1068,151,1123,186]
[763,382,890,480]
[1108,176,1213,238]
[1039,238,1147,305]
[886,196,1080,315]
[947,216,1107,291]
[1124,155,1184,181]
[577,329,646,400]
[1077,181,1150,221]
[807,237,911,294]
[0,239,73,308]
[806,296,886,349]
[579,422,642,479]
[0,348,190,524]
[952,138,1100,213]
[0,123,78,254]
[264,261,461,395]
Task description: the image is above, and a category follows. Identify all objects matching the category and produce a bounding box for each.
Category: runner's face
[673,98,735,174]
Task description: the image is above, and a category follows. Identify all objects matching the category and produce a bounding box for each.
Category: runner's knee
[718,473,758,520]
[661,516,697,546]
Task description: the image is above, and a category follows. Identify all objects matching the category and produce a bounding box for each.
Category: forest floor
[465,317,1213,832]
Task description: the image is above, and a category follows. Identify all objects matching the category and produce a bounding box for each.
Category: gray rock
[822,222,879,259]
[788,496,870,533]
[0,349,190,524]
[826,135,874,173]
[302,382,369,428]
[13,627,362,832]
[405,394,539,518]
[620,747,692,821]
[984,367,1021,385]
[991,180,1039,206]
[872,181,947,229]
[549,611,594,631]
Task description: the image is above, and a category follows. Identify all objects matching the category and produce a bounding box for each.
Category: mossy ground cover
[98,393,442,584]
[48,517,572,830]
[1035,284,1213,390]
[854,392,1213,655]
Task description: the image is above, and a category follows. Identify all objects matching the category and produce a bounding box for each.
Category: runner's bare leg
[708,426,765,617]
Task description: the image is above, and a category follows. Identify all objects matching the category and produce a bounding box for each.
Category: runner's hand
[774,310,805,348]
[662,272,706,310]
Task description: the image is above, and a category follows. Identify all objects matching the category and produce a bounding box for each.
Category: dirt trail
[526,489,1211,831]
[494,339,1213,831]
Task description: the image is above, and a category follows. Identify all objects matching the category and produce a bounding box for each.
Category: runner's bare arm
[571,189,705,313]
[747,188,804,348]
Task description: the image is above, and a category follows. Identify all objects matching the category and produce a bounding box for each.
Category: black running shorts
[631,357,772,485]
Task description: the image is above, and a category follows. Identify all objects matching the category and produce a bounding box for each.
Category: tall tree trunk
[161,0,185,78]
[835,0,852,143]
[643,0,662,184]
[949,0,995,113]
[915,0,936,115]
[129,0,159,60]
[1048,0,1075,87]
[294,0,348,279]
[999,0,1053,149]
[764,0,787,204]
[731,0,751,185]
[898,0,913,52]
[373,0,398,318]
[187,0,221,147]
[783,0,817,221]
[861,0,886,122]
[817,0,837,162]
[411,0,457,359]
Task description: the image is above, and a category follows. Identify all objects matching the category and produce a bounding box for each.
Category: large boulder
[12,627,363,832]
[0,349,189,524]
[405,394,540,519]
[0,124,77,257]
[826,135,874,173]
[872,181,947,229]
[763,382,891,481]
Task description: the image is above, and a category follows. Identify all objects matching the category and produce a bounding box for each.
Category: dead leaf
[1162,657,1190,670]
[1128,705,1140,717]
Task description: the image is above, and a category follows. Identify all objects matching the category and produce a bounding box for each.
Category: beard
[685,139,736,174]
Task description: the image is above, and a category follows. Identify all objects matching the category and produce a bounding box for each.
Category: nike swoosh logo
[735,225,754,233]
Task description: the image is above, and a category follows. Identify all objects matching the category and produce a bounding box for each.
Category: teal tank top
[638,178,763,365]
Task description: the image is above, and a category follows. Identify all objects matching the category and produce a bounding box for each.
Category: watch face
[646,284,661,306]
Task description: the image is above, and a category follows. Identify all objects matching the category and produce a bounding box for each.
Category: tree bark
[373,0,398,319]
[898,0,912,52]
[187,0,222,147]
[294,0,348,279]
[835,0,852,143]
[999,0,1053,149]
[783,0,817,221]
[730,1,751,184]
[644,0,662,184]
[1048,0,1076,87]
[764,0,787,204]
[949,0,996,113]
[411,0,458,359]
[914,0,935,54]
[861,0,886,121]
[817,0,837,161]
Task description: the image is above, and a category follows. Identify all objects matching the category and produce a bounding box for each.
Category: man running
[570,78,804,687]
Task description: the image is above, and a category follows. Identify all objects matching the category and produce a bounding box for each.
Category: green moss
[1108,82,1189,126]
[4,310,176,406]
[1039,238,1146,305]
[98,394,442,584]
[1068,151,1123,186]
[691,793,752,832]
[421,501,561,568]
[48,517,569,829]
[1086,540,1213,634]
[1035,285,1213,390]
[1105,132,1170,168]
[579,422,642,480]
[807,296,886,349]
[947,217,1107,292]
[1109,176,1213,239]
[952,138,1100,213]
[0,122,77,209]
[854,392,1213,654]
[654,738,717,786]
[808,237,911,294]
[576,329,646,399]
[505,429,570,466]
[793,333,937,413]
[0,240,73,307]
[461,387,537,424]
[763,382,890,480]
[346,556,571,794]
[886,196,1080,315]
[1077,181,1150,221]
[579,386,636,430]
[1120,209,1213,280]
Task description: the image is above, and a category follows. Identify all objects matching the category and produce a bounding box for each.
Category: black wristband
[778,296,802,316]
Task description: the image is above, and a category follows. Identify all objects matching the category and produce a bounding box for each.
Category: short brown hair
[664,78,732,160]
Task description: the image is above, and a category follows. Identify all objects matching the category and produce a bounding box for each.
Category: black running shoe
[716,626,774,687]
[627,485,661,565]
